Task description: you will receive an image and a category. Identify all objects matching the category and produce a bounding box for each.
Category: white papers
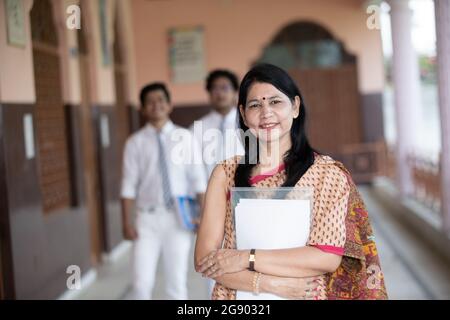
[233,196,311,300]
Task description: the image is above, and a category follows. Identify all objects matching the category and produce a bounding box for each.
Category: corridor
[70,184,450,300]
[1,0,450,300]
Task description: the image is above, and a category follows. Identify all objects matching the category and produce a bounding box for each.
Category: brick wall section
[33,48,71,213]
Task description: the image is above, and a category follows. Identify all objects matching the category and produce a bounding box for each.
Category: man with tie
[190,70,244,297]
[190,69,244,177]
[121,82,206,300]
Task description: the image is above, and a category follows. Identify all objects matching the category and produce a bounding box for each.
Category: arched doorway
[30,0,72,213]
[256,21,363,154]
[256,21,382,182]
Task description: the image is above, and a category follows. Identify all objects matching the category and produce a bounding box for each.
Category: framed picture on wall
[168,26,206,83]
[5,0,26,48]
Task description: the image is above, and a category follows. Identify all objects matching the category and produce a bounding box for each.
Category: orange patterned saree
[326,161,388,299]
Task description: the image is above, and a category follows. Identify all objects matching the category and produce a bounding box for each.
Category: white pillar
[434,0,450,233]
[388,0,422,196]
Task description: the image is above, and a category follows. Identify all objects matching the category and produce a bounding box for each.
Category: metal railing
[407,152,441,212]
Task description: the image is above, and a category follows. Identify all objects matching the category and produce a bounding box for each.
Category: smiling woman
[194,64,388,300]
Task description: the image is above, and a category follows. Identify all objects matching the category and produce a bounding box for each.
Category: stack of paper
[234,198,311,300]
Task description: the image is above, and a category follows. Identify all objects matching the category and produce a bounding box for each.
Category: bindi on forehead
[247,95,282,104]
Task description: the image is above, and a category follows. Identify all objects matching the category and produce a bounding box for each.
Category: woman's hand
[262,275,322,300]
[197,249,249,278]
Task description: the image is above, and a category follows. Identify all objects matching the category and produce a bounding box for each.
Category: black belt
[138,206,158,214]
[138,205,173,214]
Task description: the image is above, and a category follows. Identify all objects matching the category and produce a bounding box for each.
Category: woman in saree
[194,64,387,300]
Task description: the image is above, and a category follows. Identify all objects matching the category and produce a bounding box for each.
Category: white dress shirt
[121,121,207,210]
[190,108,244,178]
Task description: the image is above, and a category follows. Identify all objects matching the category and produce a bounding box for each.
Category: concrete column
[388,0,422,196]
[434,0,450,233]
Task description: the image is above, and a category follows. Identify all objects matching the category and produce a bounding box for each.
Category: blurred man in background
[191,69,244,177]
[121,82,206,300]
[190,70,244,297]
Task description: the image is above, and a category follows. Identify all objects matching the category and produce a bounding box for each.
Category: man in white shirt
[121,83,206,300]
[190,70,244,178]
[190,70,244,297]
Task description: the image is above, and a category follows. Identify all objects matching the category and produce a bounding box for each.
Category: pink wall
[131,0,385,106]
[0,0,35,103]
[0,0,138,106]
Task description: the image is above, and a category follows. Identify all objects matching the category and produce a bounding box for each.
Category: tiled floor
[360,186,450,300]
[74,186,450,300]
[76,234,209,300]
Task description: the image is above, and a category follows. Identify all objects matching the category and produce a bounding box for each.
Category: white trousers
[130,207,191,300]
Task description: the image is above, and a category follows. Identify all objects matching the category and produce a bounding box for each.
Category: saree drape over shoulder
[212,154,387,300]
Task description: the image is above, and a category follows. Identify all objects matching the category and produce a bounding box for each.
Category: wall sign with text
[5,0,26,47]
[168,26,206,83]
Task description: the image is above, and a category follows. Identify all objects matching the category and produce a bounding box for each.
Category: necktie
[219,117,226,162]
[157,132,174,209]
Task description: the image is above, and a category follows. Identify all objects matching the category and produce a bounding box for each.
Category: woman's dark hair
[140,82,171,107]
[206,69,239,92]
[235,63,317,188]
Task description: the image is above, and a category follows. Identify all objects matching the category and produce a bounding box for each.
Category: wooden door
[78,49,105,264]
[289,65,363,155]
